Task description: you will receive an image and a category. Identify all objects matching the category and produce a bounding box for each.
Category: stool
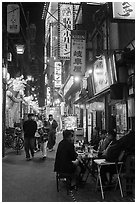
[94,159,123,200]
[56,172,72,194]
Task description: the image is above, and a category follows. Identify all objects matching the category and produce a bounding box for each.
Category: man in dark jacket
[54,129,80,187]
[23,113,37,161]
[54,129,78,173]
[45,114,58,151]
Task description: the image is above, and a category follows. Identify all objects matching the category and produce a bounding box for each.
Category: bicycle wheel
[5,134,14,148]
[12,137,24,150]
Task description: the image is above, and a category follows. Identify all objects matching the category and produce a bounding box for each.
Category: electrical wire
[44,5,72,32]
[19,3,30,29]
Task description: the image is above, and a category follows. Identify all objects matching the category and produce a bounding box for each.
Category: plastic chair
[94,159,124,199]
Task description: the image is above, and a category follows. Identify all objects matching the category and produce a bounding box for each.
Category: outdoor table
[77,151,98,182]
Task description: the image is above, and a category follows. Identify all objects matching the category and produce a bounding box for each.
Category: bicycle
[5,128,15,148]
[12,127,24,154]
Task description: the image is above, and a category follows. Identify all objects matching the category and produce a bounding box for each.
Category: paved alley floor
[2,132,134,202]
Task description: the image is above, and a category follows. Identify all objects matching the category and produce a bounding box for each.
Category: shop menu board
[62,115,77,130]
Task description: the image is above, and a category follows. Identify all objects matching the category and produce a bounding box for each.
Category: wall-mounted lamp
[80,104,85,109]
[27,75,33,81]
[7,52,12,62]
[16,44,25,54]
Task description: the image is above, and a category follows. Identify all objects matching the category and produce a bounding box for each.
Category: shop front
[86,48,135,142]
[86,54,112,134]
[85,52,129,142]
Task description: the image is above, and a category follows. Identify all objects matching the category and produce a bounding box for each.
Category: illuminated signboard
[54,62,62,88]
[58,3,74,59]
[7,4,20,33]
[45,74,48,85]
[112,2,135,20]
[64,76,74,96]
[71,30,86,76]
[46,86,51,106]
[93,55,109,94]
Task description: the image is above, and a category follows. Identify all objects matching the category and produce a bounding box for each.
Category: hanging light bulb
[74,76,81,82]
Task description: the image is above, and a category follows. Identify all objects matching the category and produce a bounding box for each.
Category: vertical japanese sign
[7,4,20,33]
[71,30,86,76]
[93,55,109,94]
[46,86,51,106]
[58,3,74,59]
[112,2,135,20]
[54,62,62,88]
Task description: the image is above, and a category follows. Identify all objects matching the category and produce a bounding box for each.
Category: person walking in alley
[23,113,37,161]
[34,115,43,152]
[38,126,49,160]
[45,114,58,152]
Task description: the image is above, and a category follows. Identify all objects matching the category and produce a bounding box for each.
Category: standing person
[45,114,58,152]
[23,113,37,161]
[38,126,49,160]
[34,115,43,152]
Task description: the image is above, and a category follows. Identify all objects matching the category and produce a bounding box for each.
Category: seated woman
[54,129,81,189]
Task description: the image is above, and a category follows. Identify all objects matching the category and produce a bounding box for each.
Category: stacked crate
[123,155,135,197]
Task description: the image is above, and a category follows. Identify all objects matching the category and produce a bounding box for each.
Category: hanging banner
[58,3,74,59]
[112,2,135,20]
[54,61,62,88]
[70,30,86,76]
[7,4,20,33]
[93,55,109,94]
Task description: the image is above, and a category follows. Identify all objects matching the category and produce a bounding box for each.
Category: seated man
[99,130,135,186]
[54,129,81,188]
[92,130,117,179]
[105,129,135,162]
[101,130,117,158]
[97,130,109,156]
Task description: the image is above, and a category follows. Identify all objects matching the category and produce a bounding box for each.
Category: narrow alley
[2,132,134,202]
